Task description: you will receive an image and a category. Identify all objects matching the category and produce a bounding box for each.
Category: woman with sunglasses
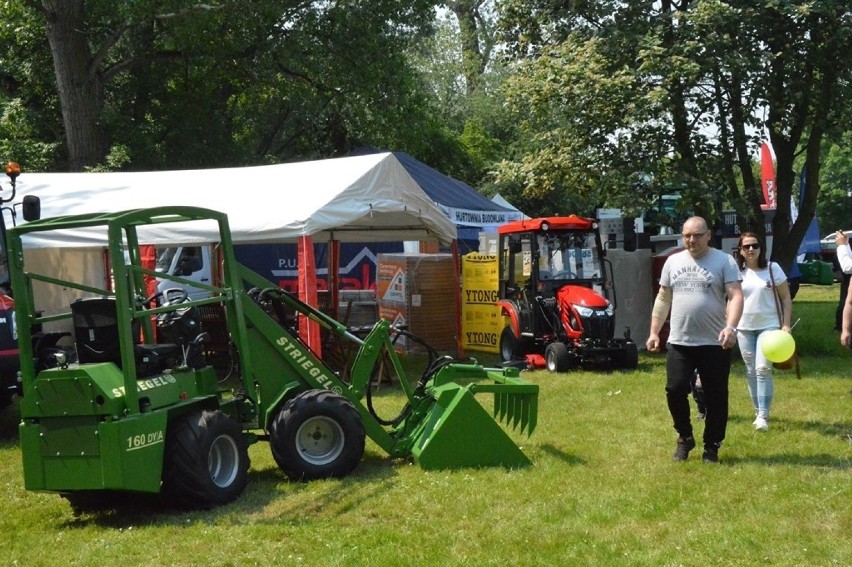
[735,232,793,431]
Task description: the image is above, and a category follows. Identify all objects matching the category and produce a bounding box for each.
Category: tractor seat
[71,297,129,366]
[70,297,179,377]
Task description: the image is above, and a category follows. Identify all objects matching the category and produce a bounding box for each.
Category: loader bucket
[409,378,537,470]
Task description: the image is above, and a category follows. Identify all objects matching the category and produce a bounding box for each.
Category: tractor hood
[556,284,610,308]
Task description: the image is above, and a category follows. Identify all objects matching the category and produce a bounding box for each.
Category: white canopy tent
[12,152,457,248]
[9,153,461,353]
[490,194,529,220]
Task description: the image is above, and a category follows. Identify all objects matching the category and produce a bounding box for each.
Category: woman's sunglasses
[741,243,761,250]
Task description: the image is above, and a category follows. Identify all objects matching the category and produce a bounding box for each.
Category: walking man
[646,217,743,463]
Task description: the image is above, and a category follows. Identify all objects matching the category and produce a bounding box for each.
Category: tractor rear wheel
[162,409,249,509]
[269,390,365,481]
[499,327,519,363]
[545,342,571,372]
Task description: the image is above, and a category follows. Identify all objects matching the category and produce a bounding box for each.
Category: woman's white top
[739,262,787,331]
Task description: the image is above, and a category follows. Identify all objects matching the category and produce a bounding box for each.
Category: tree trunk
[448,1,486,95]
[42,0,107,171]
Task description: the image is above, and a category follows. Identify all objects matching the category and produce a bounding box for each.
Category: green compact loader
[9,207,538,510]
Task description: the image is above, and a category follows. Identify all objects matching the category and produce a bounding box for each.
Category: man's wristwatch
[724,325,737,333]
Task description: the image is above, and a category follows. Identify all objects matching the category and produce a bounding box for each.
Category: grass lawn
[0,285,848,566]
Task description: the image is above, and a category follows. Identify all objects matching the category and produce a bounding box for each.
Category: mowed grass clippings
[0,284,848,566]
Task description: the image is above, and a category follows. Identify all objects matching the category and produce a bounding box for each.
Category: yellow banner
[461,253,503,353]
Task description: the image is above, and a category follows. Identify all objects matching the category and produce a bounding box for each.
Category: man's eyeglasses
[681,231,708,240]
[741,243,761,250]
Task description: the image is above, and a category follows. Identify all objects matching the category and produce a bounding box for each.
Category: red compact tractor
[496,215,638,372]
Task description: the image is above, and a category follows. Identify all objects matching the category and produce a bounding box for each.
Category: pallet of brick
[376,253,457,354]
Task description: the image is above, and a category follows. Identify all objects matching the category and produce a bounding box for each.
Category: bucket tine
[496,390,508,422]
[494,391,537,435]
[493,385,538,435]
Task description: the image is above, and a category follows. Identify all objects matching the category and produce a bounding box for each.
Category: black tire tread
[269,389,365,481]
[161,409,249,509]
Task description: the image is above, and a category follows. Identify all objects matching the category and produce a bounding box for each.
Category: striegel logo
[112,374,177,398]
[276,335,341,393]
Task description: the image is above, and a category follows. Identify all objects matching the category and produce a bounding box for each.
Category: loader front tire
[269,390,365,481]
[162,409,249,509]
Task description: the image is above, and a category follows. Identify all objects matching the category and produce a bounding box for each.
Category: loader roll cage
[10,207,402,426]
[9,208,235,416]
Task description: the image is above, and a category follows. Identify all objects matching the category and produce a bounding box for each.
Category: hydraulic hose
[364,327,444,427]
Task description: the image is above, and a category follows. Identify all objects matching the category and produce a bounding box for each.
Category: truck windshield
[537,231,600,280]
[155,248,177,272]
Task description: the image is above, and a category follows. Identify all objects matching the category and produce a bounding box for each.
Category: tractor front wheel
[545,342,571,372]
[269,390,365,481]
[162,409,249,509]
[500,327,519,363]
[615,342,639,369]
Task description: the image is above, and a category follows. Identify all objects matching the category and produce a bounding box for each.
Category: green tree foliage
[412,2,529,192]
[0,2,60,170]
[817,134,852,233]
[493,1,851,269]
[495,35,665,217]
[3,1,443,171]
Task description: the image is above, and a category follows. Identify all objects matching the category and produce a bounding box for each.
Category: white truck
[155,245,213,300]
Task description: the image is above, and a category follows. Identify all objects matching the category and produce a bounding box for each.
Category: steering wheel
[144,287,189,308]
[550,270,575,279]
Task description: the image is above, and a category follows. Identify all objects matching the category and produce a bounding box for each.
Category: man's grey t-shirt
[660,248,741,346]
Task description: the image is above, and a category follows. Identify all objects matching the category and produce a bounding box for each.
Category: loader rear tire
[269,390,365,481]
[161,409,249,509]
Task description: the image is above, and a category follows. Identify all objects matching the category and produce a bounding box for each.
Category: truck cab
[155,245,213,301]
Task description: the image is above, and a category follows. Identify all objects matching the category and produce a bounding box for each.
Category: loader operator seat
[71,297,180,377]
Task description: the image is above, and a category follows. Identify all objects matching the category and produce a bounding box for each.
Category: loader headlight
[605,303,614,317]
[53,352,68,369]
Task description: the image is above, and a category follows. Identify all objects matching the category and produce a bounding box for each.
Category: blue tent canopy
[350,147,524,232]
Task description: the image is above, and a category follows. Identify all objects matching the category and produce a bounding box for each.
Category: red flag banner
[760,143,776,209]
